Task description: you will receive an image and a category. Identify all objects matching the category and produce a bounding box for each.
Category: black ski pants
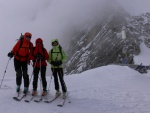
[51,68,67,93]
[14,59,29,88]
[32,66,47,91]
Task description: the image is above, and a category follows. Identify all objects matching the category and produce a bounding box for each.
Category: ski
[34,95,47,103]
[13,94,26,101]
[24,96,35,102]
[57,98,66,107]
[13,92,20,99]
[57,93,71,107]
[34,96,43,103]
[13,90,30,101]
[45,94,61,103]
[34,94,48,103]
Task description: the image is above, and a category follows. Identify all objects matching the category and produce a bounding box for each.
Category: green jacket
[48,44,67,68]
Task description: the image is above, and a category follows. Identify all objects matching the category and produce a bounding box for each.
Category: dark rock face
[64,4,150,74]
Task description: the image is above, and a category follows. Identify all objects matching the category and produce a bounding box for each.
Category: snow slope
[0,42,150,113]
[0,63,150,113]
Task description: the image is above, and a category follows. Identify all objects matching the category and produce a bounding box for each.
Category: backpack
[16,33,32,58]
[51,46,63,60]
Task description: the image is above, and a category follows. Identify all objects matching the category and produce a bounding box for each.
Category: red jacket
[12,33,33,62]
[29,38,49,67]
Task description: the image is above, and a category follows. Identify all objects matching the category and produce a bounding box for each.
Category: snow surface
[134,42,150,65]
[0,44,150,113]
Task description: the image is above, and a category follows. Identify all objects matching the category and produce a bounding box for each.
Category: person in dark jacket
[30,38,49,96]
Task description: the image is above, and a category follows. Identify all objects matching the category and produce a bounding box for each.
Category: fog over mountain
[117,0,150,15]
[0,0,150,75]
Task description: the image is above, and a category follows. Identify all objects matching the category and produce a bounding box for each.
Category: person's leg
[41,66,47,91]
[58,68,67,93]
[33,67,39,91]
[51,68,60,93]
[22,61,29,94]
[14,59,22,92]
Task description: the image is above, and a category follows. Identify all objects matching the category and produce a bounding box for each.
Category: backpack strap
[58,46,63,59]
[51,46,63,61]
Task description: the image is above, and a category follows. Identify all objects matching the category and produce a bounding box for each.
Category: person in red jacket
[30,38,49,96]
[7,32,33,94]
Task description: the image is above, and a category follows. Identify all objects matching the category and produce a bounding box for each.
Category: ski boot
[32,89,37,96]
[23,87,28,94]
[55,90,61,96]
[16,85,20,92]
[62,92,67,99]
[41,90,47,96]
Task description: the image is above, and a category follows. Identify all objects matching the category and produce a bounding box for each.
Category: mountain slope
[65,7,150,74]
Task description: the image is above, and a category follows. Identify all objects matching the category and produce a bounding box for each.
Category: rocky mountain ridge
[64,6,150,75]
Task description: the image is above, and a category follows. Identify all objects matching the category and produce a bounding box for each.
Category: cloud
[0,0,150,75]
[1,0,150,45]
[0,0,111,46]
[117,0,150,15]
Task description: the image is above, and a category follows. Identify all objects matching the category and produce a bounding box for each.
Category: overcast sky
[0,0,150,76]
[117,0,150,15]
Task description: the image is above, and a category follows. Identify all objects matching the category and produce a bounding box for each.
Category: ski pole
[0,58,11,89]
[67,92,71,103]
[29,58,38,87]
[47,68,54,92]
[39,58,42,92]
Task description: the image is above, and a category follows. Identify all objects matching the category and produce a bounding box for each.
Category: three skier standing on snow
[7,32,67,98]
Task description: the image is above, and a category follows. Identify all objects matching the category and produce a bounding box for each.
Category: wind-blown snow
[0,43,150,113]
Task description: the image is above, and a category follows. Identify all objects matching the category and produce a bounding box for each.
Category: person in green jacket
[48,39,67,98]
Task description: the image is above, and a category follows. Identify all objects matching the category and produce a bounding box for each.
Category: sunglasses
[26,35,31,39]
[52,41,58,45]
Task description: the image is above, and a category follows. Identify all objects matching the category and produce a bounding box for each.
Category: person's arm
[44,48,49,61]
[61,49,67,63]
[12,40,21,55]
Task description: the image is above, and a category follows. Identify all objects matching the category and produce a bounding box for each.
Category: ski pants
[14,59,29,88]
[51,68,67,93]
[32,66,47,91]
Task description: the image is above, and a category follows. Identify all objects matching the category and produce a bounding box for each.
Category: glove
[56,61,62,66]
[51,61,62,66]
[7,52,14,58]
[35,53,44,60]
[50,61,56,66]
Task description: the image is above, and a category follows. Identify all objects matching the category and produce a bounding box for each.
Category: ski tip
[34,100,39,103]
[57,105,63,107]
[13,97,17,99]
[45,101,49,103]
[24,100,30,102]
[13,97,20,101]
